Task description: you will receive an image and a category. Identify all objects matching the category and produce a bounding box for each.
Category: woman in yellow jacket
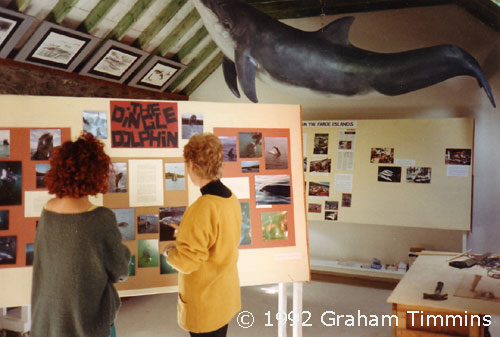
[166,133,242,337]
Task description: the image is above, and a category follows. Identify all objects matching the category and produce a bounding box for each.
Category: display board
[0,95,309,307]
[303,118,473,230]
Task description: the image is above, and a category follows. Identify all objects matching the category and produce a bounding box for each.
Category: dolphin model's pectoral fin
[235,48,258,103]
[222,55,240,98]
[316,16,354,45]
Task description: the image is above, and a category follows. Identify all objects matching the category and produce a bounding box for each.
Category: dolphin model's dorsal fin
[222,56,240,98]
[316,16,354,45]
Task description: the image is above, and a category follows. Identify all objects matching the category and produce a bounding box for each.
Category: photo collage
[304,127,357,222]
[0,127,71,268]
[215,127,295,249]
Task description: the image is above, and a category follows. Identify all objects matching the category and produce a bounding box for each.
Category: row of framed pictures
[0,7,185,92]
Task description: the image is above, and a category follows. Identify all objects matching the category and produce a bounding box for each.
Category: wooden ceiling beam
[156,8,201,57]
[176,26,209,62]
[107,0,156,41]
[181,51,223,97]
[49,0,79,23]
[78,0,119,33]
[8,0,31,12]
[135,0,189,49]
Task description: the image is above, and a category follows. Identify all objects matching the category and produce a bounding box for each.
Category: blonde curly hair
[183,133,224,180]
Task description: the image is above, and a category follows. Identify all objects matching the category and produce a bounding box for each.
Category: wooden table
[387,253,500,337]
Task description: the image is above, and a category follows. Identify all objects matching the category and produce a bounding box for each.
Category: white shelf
[311,259,405,280]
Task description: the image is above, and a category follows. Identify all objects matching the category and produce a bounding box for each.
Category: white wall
[190,5,500,264]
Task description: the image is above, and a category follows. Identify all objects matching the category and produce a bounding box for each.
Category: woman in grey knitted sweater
[31,132,131,337]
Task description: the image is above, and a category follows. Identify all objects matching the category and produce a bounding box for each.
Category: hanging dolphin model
[192,0,496,107]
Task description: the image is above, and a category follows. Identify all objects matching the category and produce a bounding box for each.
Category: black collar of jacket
[200,179,231,198]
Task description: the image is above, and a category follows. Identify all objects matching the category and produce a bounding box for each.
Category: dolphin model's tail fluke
[371,45,495,107]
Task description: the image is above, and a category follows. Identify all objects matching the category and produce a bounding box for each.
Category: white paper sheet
[24,191,52,217]
[221,177,250,199]
[447,165,469,177]
[334,173,353,192]
[129,159,164,207]
[396,159,416,166]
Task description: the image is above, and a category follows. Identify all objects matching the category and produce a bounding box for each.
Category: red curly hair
[45,132,112,198]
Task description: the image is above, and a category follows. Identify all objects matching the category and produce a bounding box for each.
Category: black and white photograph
[182,113,203,140]
[0,161,22,206]
[0,129,10,158]
[165,163,186,191]
[407,167,432,183]
[370,148,395,163]
[378,166,402,182]
[83,111,108,139]
[219,136,237,162]
[0,8,35,58]
[112,208,135,241]
[130,56,185,92]
[255,174,291,206]
[324,211,338,221]
[81,40,148,83]
[313,133,329,155]
[239,132,262,158]
[445,148,472,165]
[137,214,159,234]
[264,137,288,170]
[241,161,259,173]
[159,207,186,241]
[30,129,61,160]
[308,181,330,197]
[35,164,50,188]
[108,162,127,193]
[309,158,331,173]
[325,201,339,211]
[0,235,16,265]
[0,210,8,230]
[15,22,98,71]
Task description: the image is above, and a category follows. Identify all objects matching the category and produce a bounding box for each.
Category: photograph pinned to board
[406,167,432,184]
[181,114,204,140]
[370,148,395,164]
[0,235,16,265]
[159,206,186,241]
[0,7,36,58]
[164,162,186,191]
[160,254,178,274]
[0,130,10,158]
[313,133,329,155]
[239,202,251,246]
[308,181,330,198]
[128,255,136,276]
[30,129,61,161]
[80,40,148,83]
[108,162,127,193]
[137,214,159,234]
[15,21,99,71]
[445,148,472,165]
[0,210,8,230]
[325,201,339,211]
[255,174,291,206]
[219,136,237,162]
[309,158,331,174]
[378,166,402,183]
[35,164,50,188]
[264,137,288,170]
[83,111,108,139]
[129,55,185,92]
[112,208,135,241]
[138,239,159,268]
[239,132,263,158]
[241,161,259,173]
[325,211,338,221]
[25,243,34,266]
[261,211,288,241]
[0,161,22,206]
[342,193,352,207]
[308,203,321,213]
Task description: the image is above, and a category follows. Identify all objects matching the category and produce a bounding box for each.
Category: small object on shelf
[371,258,382,270]
[385,264,398,271]
[398,261,408,271]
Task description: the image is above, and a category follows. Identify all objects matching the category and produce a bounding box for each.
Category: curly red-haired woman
[31,132,130,337]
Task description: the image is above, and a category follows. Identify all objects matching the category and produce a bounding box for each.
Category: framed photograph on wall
[0,7,36,58]
[79,40,148,83]
[129,55,185,92]
[14,21,99,71]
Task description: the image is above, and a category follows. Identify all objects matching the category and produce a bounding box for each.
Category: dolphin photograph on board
[192,0,496,107]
